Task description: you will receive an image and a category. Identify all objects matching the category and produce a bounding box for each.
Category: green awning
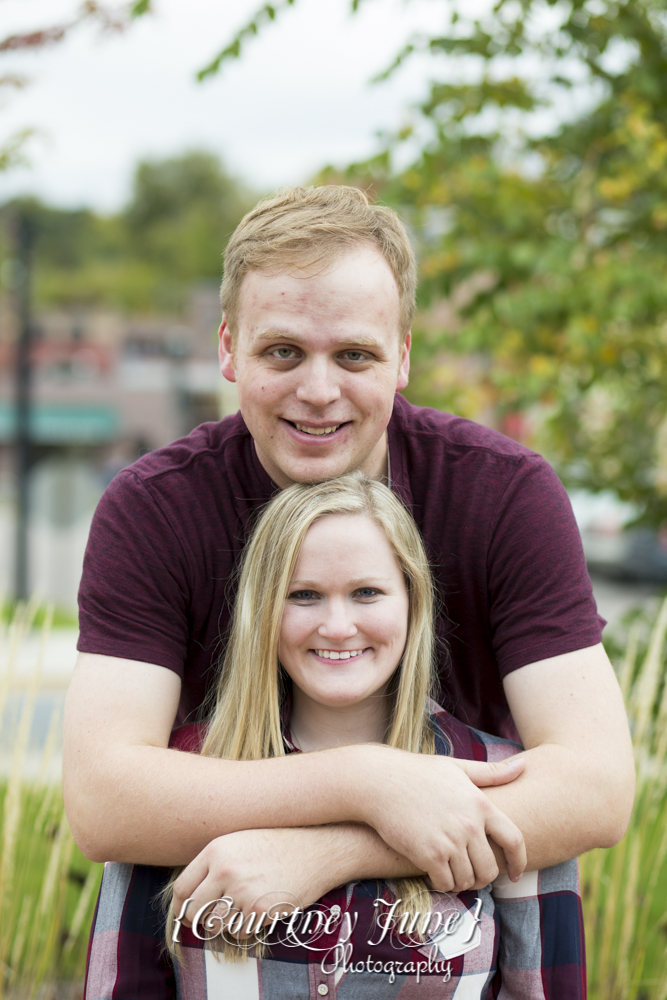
[0,404,119,443]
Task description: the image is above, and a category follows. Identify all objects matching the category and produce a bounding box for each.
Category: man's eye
[341,350,367,362]
[272,347,298,360]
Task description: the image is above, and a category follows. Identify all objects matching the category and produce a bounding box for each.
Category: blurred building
[0,284,238,613]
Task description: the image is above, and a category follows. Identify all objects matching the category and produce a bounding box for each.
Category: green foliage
[196,0,296,81]
[0,603,101,994]
[130,0,153,16]
[2,151,256,315]
[582,599,667,999]
[124,151,252,285]
[0,601,77,629]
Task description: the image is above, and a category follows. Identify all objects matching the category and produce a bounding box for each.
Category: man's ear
[218,316,237,383]
[396,330,411,392]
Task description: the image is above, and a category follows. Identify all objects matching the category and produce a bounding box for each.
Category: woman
[85,473,583,998]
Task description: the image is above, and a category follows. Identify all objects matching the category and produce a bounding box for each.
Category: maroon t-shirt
[77,393,603,738]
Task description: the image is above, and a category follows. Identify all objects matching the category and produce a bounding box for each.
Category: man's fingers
[484,810,527,882]
[447,852,477,893]
[464,836,501,889]
[174,853,211,906]
[452,755,525,787]
[425,861,456,894]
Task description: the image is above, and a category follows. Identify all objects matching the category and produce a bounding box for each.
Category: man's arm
[63,652,525,890]
[63,642,633,893]
[483,642,635,867]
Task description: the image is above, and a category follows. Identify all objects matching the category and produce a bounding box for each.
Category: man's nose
[318,599,358,643]
[295,357,341,408]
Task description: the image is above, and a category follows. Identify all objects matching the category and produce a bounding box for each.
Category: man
[64,185,633,917]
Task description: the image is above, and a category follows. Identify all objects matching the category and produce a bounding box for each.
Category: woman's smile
[310,647,368,661]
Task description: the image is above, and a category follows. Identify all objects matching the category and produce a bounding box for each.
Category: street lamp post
[14,213,34,602]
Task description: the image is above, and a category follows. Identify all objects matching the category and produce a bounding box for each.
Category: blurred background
[1,0,666,624]
[1,2,667,993]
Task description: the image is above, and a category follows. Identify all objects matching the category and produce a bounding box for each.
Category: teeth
[316,649,364,659]
[295,423,340,436]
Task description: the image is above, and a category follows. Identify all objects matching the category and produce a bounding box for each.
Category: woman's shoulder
[428,700,524,761]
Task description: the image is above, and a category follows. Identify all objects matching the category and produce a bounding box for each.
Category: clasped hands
[173,749,526,931]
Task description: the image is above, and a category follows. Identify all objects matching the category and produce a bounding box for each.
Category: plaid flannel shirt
[84,706,586,999]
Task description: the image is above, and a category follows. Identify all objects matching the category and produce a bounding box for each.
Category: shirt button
[317,986,329,996]
[329,905,341,917]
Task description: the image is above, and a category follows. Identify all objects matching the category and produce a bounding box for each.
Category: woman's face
[278,513,409,713]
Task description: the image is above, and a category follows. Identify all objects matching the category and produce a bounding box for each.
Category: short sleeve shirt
[77,394,603,738]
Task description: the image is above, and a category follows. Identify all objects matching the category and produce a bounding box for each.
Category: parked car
[569,491,667,583]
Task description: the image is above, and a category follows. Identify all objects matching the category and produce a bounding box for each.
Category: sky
[0,0,448,212]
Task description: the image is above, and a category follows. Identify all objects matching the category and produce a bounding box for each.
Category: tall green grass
[0,601,101,998]
[582,595,667,1000]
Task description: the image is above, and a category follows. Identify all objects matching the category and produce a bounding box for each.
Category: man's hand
[173,829,326,933]
[349,749,526,892]
[171,824,422,934]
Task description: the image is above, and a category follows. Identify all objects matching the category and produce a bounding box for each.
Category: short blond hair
[220,185,417,340]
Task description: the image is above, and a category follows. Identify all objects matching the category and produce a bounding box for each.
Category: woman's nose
[317,600,358,642]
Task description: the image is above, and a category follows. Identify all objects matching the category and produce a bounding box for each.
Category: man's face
[219,246,410,487]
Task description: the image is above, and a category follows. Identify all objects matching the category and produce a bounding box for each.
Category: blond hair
[165,472,439,960]
[220,186,417,341]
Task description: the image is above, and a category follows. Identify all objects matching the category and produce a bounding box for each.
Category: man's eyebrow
[253,328,386,349]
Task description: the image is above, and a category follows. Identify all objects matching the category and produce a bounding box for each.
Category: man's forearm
[483,741,634,870]
[493,644,636,871]
[64,740,391,866]
[278,823,424,902]
[64,655,391,866]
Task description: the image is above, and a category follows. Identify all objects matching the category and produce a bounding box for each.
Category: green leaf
[130,0,152,17]
[196,0,300,81]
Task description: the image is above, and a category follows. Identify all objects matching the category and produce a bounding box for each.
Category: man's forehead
[251,327,390,349]
[238,248,399,303]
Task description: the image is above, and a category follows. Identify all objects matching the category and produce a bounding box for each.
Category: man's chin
[276,457,360,486]
[254,431,388,487]
[255,445,366,488]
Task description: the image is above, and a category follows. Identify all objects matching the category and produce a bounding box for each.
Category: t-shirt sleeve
[487,455,604,677]
[77,470,193,675]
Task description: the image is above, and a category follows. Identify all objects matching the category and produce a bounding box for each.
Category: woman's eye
[272,346,298,360]
[289,590,318,601]
[355,587,379,599]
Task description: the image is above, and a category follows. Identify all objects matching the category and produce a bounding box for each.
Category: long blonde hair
[166,472,440,958]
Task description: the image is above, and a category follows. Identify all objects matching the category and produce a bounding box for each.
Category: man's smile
[283,419,351,441]
[294,423,341,436]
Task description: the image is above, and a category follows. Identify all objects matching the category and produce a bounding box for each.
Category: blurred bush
[1,150,256,316]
